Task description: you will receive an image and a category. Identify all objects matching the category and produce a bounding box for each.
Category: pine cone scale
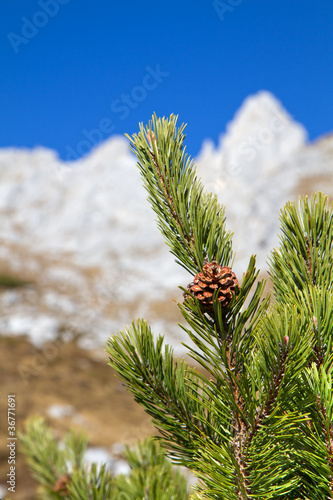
[197,280,209,288]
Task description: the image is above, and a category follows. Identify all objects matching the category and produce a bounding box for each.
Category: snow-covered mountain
[196,91,333,274]
[0,91,332,352]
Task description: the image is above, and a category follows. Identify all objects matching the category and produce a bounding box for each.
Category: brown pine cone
[54,473,71,496]
[186,260,238,309]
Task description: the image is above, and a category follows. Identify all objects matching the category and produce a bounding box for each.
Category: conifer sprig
[107,320,222,466]
[126,113,233,274]
[270,193,333,301]
[19,417,190,500]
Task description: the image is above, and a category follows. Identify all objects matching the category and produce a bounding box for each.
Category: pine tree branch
[305,364,333,496]
[232,430,251,500]
[318,396,333,492]
[304,232,325,366]
[252,343,288,435]
[106,320,221,467]
[148,134,194,249]
[126,114,234,275]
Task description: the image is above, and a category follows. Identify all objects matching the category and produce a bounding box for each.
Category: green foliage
[19,416,78,497]
[126,114,233,274]
[0,272,30,288]
[114,437,189,500]
[106,321,221,467]
[68,463,114,499]
[107,115,333,499]
[19,417,191,499]
[270,193,333,302]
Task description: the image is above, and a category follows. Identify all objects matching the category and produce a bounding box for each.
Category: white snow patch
[84,447,112,467]
[47,404,75,419]
[5,314,58,347]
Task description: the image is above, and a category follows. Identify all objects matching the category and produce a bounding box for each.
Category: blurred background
[0,1,333,497]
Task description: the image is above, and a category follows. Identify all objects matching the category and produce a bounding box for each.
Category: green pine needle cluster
[19,416,190,499]
[125,115,233,274]
[106,114,333,499]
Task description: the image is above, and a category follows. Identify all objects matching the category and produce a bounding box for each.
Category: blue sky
[1,0,332,160]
